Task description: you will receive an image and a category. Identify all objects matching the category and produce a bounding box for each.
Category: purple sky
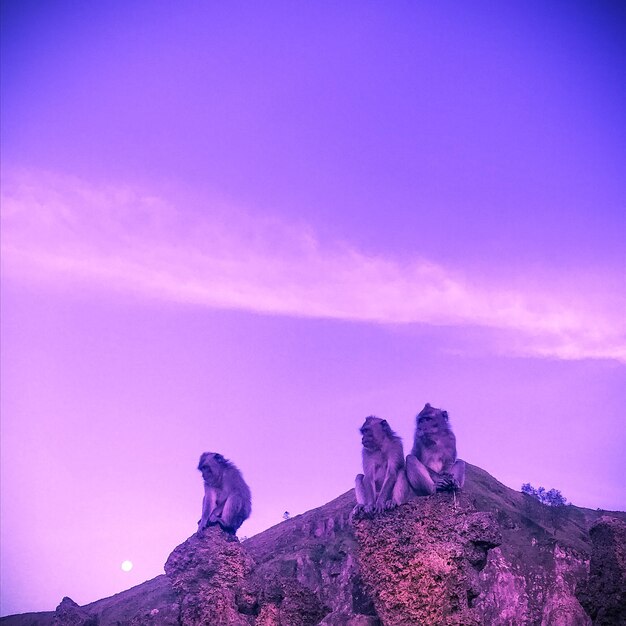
[1,0,625,617]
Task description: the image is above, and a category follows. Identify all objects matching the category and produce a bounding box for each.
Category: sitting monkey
[197,452,251,535]
[354,416,411,516]
[405,403,466,495]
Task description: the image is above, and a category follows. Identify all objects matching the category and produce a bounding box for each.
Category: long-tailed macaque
[197,452,251,535]
[405,403,466,496]
[354,416,411,515]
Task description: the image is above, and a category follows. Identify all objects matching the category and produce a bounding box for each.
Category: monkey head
[198,452,226,486]
[360,416,392,451]
[416,403,450,438]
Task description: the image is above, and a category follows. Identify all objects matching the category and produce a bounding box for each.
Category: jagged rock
[252,576,329,625]
[244,491,365,624]
[164,525,254,625]
[164,525,329,625]
[352,492,500,625]
[541,544,591,626]
[476,542,591,625]
[577,516,626,625]
[52,597,97,626]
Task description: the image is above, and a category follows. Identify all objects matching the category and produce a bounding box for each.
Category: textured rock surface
[577,516,626,625]
[353,492,500,625]
[164,526,254,626]
[3,464,625,626]
[541,544,591,626]
[243,490,365,625]
[476,543,591,625]
[164,525,329,625]
[470,465,597,625]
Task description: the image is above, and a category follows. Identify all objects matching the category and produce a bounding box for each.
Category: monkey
[354,416,411,516]
[405,403,466,496]
[197,452,251,535]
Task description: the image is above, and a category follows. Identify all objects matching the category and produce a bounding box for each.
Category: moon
[121,560,133,572]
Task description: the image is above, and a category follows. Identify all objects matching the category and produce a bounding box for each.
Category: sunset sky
[1,0,625,617]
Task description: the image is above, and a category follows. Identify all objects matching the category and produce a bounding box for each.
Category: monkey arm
[392,469,411,507]
[199,494,210,529]
[354,474,375,515]
[435,458,465,491]
[208,502,225,523]
[375,465,400,512]
[198,488,218,530]
[435,474,455,490]
[216,493,247,533]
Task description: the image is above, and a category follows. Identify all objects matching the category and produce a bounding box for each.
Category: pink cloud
[2,170,624,362]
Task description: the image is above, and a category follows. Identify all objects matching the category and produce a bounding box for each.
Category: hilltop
[2,464,624,625]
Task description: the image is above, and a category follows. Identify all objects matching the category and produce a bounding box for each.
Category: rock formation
[164,527,255,625]
[164,526,328,625]
[577,516,626,625]
[51,598,97,626]
[2,464,625,626]
[352,492,500,625]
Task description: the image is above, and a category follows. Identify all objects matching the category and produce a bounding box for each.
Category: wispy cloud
[2,170,624,362]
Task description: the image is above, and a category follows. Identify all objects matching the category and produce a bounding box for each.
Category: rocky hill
[2,464,624,625]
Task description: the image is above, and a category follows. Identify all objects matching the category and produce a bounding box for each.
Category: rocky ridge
[2,464,625,625]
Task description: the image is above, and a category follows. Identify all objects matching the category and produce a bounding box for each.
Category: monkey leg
[405,454,436,496]
[392,470,411,506]
[217,494,245,533]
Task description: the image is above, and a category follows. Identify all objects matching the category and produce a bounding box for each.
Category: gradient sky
[1,0,625,617]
